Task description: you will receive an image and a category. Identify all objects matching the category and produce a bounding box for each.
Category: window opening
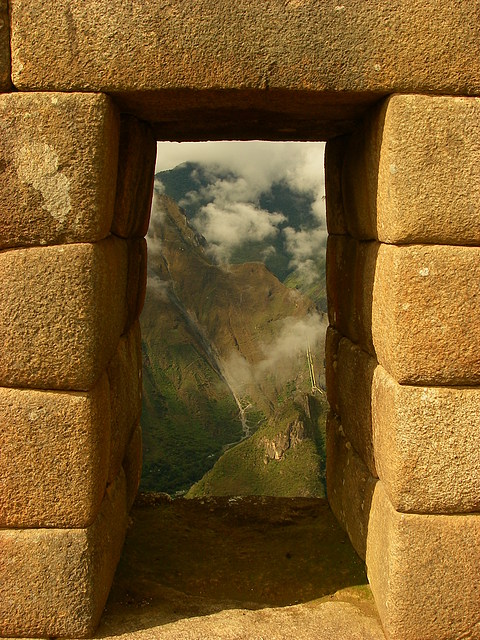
[102,140,371,633]
[140,141,329,499]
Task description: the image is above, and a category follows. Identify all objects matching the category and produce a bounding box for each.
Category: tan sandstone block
[377,95,480,244]
[337,338,377,477]
[327,236,378,352]
[372,365,480,513]
[0,237,128,391]
[0,0,10,90]
[0,470,128,638]
[366,481,480,640]
[0,374,110,528]
[326,413,376,560]
[112,114,156,239]
[326,234,357,341]
[325,135,349,236]
[123,424,143,512]
[372,243,480,385]
[0,92,119,249]
[107,321,142,483]
[125,237,148,332]
[342,102,384,241]
[344,95,480,245]
[9,3,480,111]
[324,325,342,415]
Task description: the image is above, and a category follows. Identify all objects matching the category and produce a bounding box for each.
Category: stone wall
[325,95,480,639]
[0,93,156,637]
[1,2,480,639]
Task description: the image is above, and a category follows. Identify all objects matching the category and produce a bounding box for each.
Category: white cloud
[193,200,285,262]
[222,314,325,388]
[155,140,327,268]
[146,274,170,301]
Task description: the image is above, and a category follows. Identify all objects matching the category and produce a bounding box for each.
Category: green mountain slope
[187,394,327,498]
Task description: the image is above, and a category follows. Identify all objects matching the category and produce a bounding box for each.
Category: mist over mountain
[141,154,328,497]
[156,157,327,311]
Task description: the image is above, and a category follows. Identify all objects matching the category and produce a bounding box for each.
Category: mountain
[156,162,327,309]
[140,189,327,496]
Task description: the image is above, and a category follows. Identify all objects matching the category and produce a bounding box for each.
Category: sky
[154,141,327,274]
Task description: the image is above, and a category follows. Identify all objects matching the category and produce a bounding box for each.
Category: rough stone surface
[0,471,128,638]
[0,92,119,248]
[107,322,142,483]
[326,234,357,341]
[372,365,480,514]
[345,95,480,244]
[125,238,148,333]
[9,2,480,137]
[342,102,385,240]
[324,325,342,415]
[0,374,110,528]
[112,115,156,239]
[0,237,128,391]
[337,338,377,477]
[95,495,380,639]
[366,481,480,640]
[372,243,480,385]
[326,413,376,560]
[123,424,142,512]
[325,135,349,235]
[326,235,378,352]
[95,600,385,640]
[0,0,10,90]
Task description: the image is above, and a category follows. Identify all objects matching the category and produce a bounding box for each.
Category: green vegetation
[141,319,243,494]
[187,394,328,498]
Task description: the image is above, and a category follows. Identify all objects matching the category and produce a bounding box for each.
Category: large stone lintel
[9,2,480,136]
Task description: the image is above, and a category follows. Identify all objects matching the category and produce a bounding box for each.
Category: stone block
[0,237,128,391]
[326,234,357,341]
[107,321,142,483]
[9,2,480,122]
[0,0,10,90]
[366,481,480,640]
[342,102,385,241]
[325,135,349,236]
[125,237,148,332]
[0,470,128,638]
[344,95,480,245]
[372,365,480,513]
[112,114,156,239]
[123,424,143,512]
[326,412,376,560]
[372,243,480,385]
[337,338,377,477]
[0,92,119,249]
[324,325,342,415]
[0,374,110,528]
[326,235,378,352]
